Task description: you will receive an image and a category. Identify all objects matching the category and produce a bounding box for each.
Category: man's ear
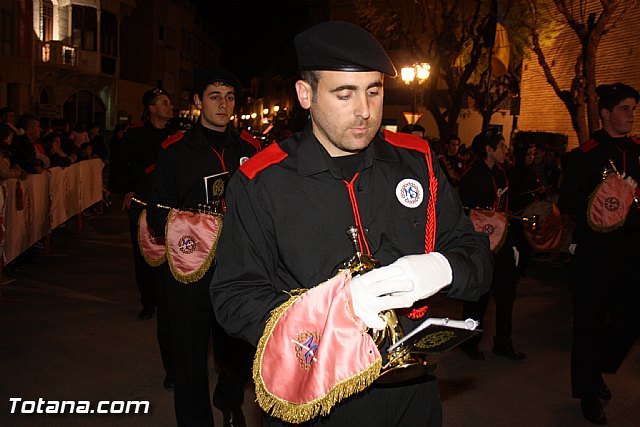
[193,94,203,110]
[600,108,610,122]
[295,80,312,109]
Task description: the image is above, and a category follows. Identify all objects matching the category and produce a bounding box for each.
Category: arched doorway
[63,90,105,129]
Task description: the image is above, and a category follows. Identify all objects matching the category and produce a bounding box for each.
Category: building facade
[519,2,640,149]
[0,0,219,131]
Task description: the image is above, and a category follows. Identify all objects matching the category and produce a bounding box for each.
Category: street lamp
[401,62,430,125]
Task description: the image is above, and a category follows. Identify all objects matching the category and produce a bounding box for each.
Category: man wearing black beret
[560,82,640,425]
[147,66,260,427]
[211,21,491,426]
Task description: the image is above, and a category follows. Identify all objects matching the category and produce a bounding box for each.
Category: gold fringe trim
[587,190,626,233]
[253,288,382,424]
[166,209,222,284]
[138,210,166,267]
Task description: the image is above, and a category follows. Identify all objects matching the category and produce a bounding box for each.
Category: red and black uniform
[147,123,259,427]
[459,160,519,352]
[210,126,491,426]
[121,120,173,385]
[559,129,640,399]
[439,153,466,187]
[122,121,172,311]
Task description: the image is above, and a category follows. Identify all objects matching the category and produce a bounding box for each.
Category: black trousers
[263,378,442,427]
[168,269,253,427]
[154,264,174,381]
[128,201,155,309]
[461,242,518,349]
[569,235,640,398]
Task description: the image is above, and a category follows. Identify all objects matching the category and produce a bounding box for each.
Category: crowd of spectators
[0,107,112,183]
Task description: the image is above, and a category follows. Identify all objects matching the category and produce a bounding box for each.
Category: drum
[165,208,222,283]
[138,209,166,266]
[469,209,508,252]
[588,173,635,232]
[521,200,563,251]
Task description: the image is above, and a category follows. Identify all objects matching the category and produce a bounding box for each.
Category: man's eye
[337,93,351,100]
[367,90,380,97]
[226,96,235,102]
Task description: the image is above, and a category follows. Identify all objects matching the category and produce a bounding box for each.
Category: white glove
[512,246,520,267]
[350,266,414,330]
[390,253,453,302]
[349,253,453,330]
[623,174,638,191]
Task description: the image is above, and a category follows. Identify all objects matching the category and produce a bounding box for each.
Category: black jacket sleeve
[210,173,291,346]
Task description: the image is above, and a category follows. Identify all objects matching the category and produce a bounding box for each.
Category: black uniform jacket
[121,121,172,200]
[210,125,493,346]
[147,124,259,236]
[459,159,517,256]
[459,160,509,211]
[559,129,640,245]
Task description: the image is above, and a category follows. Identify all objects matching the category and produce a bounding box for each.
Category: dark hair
[42,132,61,151]
[0,122,15,142]
[446,135,461,144]
[400,124,426,135]
[471,127,503,160]
[300,70,320,101]
[0,107,15,119]
[512,139,534,168]
[17,113,40,131]
[597,83,639,114]
[192,67,242,102]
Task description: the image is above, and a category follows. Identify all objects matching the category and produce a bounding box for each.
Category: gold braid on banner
[137,209,166,267]
[252,285,382,424]
[165,208,221,284]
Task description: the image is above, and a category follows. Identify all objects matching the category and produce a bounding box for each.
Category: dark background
[191,1,311,84]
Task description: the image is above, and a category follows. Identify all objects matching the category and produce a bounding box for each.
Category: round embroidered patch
[396,178,424,208]
[178,235,198,254]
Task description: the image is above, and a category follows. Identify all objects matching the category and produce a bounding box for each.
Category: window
[0,9,14,55]
[72,5,97,51]
[42,1,53,42]
[100,10,118,56]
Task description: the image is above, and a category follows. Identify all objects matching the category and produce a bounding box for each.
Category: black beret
[193,66,242,97]
[294,21,397,77]
[596,82,639,110]
[142,87,171,106]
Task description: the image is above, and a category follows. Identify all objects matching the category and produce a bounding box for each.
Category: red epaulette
[240,130,262,152]
[161,130,186,149]
[579,138,599,153]
[129,121,144,129]
[383,130,430,155]
[239,142,288,180]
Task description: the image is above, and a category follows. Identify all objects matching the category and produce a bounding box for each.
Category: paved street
[1,197,639,427]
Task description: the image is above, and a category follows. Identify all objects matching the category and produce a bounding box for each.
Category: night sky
[192,1,312,84]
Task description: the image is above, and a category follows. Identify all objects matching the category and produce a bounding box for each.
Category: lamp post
[400,62,430,125]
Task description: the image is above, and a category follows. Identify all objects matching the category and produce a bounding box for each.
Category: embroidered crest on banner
[178,235,198,254]
[604,196,620,211]
[396,178,424,208]
[483,224,496,235]
[293,331,321,370]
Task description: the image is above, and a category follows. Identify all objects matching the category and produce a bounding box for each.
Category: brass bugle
[607,159,640,206]
[508,212,539,231]
[464,206,539,232]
